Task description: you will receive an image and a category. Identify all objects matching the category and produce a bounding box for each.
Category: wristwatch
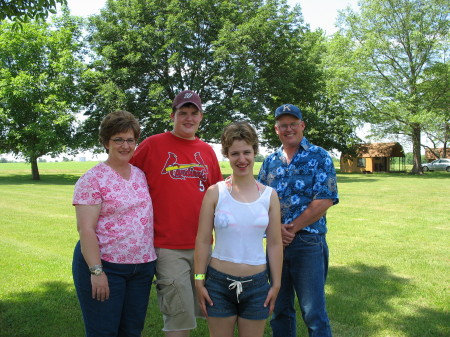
[89,264,103,276]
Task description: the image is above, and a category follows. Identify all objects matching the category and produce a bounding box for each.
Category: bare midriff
[209,257,266,277]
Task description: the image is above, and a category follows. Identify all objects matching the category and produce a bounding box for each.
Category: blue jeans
[270,232,332,337]
[72,241,156,337]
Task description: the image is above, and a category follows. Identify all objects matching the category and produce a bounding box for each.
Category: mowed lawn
[0,161,449,337]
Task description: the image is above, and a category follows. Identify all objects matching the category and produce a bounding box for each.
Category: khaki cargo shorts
[155,248,204,332]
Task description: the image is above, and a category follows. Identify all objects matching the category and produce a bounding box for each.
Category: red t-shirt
[130,132,223,249]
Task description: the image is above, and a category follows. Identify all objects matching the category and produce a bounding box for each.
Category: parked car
[421,158,450,172]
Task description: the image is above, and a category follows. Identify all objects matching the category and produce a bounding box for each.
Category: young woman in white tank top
[195,122,283,337]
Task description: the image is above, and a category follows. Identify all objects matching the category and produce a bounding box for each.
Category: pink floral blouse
[73,162,156,264]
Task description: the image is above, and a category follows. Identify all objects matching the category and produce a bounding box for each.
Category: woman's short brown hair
[221,121,259,157]
[99,110,140,152]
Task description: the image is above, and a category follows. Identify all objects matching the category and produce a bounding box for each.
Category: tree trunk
[31,157,40,180]
[443,123,449,158]
[410,124,423,174]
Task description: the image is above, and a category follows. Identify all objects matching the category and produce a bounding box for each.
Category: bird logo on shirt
[161,152,208,182]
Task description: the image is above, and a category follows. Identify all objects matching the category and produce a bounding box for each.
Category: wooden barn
[425,148,450,162]
[340,142,406,173]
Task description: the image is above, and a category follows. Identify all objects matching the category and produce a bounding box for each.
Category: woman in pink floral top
[72,110,157,337]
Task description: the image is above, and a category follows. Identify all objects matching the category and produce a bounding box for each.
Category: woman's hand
[195,282,213,317]
[264,286,280,315]
[91,273,110,301]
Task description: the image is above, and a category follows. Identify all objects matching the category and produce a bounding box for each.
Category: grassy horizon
[0,161,449,336]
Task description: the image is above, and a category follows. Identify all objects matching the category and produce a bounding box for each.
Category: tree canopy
[0,0,360,168]
[329,0,449,173]
[0,0,67,25]
[79,0,357,152]
[0,11,86,179]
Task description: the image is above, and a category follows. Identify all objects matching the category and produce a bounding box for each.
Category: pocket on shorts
[155,278,184,316]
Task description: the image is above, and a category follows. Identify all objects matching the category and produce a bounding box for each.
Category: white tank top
[211,181,272,265]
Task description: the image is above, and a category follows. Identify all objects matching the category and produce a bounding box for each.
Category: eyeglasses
[110,138,136,145]
[276,122,302,131]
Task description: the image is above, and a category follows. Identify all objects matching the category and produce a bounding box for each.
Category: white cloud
[66,0,105,17]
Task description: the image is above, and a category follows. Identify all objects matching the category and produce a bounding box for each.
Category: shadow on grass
[2,266,448,337]
[1,171,447,187]
[334,174,381,184]
[0,281,84,337]
[336,171,450,183]
[0,174,80,186]
[0,280,207,337]
[327,263,449,337]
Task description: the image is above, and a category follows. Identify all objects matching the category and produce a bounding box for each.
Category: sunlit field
[0,161,448,336]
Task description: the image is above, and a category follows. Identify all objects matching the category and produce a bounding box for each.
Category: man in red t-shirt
[131,90,222,337]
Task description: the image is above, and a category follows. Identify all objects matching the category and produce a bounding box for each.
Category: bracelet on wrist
[194,273,205,280]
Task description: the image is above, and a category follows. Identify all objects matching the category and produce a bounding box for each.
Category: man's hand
[281,223,296,247]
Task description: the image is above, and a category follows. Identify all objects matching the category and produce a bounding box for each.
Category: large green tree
[80,0,357,152]
[329,0,449,173]
[421,62,450,158]
[0,12,86,180]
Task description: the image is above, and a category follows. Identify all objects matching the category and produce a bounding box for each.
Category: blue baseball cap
[274,104,302,120]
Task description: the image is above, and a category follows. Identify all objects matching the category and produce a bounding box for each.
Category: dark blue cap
[274,104,302,120]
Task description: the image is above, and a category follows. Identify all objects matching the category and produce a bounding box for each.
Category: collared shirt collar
[277,137,311,158]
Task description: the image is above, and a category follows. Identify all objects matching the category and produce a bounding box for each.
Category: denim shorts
[204,266,270,320]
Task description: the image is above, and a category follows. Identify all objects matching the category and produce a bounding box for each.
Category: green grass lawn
[0,161,449,337]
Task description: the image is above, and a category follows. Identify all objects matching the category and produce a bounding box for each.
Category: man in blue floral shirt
[258,104,338,337]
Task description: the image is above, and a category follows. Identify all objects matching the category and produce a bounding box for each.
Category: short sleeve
[129,137,150,171]
[72,170,102,206]
[209,147,223,184]
[312,150,339,204]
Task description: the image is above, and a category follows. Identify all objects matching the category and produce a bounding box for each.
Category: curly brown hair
[221,121,259,157]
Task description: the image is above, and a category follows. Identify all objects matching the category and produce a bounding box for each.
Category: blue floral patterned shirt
[258,137,339,234]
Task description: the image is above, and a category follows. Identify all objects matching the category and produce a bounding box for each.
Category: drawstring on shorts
[227,277,252,303]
